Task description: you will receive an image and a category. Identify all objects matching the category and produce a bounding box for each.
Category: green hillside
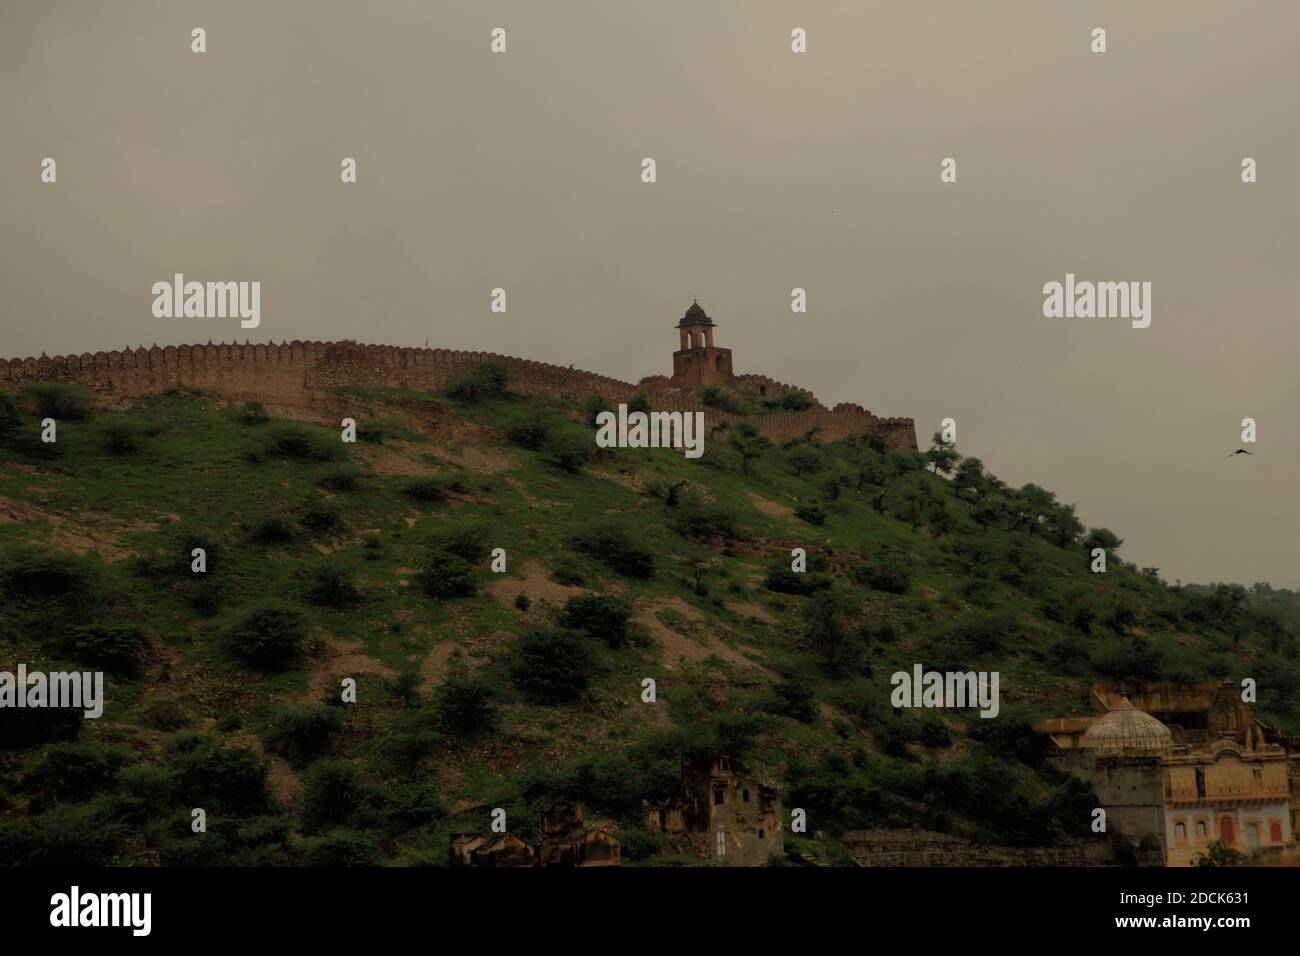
[1,370,1296,866]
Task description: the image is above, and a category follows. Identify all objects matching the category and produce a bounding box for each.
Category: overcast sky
[2,1,1297,588]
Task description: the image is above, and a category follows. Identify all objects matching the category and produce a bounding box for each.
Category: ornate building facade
[1036,683,1300,867]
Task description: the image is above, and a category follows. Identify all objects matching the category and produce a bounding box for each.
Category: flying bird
[1227,449,1254,456]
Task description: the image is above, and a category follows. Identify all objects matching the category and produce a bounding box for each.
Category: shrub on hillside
[237,401,269,425]
[851,562,909,594]
[263,704,343,764]
[248,514,295,545]
[583,394,612,426]
[769,679,818,723]
[447,363,510,402]
[305,565,363,608]
[0,708,82,749]
[0,544,99,604]
[0,803,125,866]
[794,503,826,525]
[302,829,384,867]
[700,385,745,414]
[265,424,341,461]
[357,422,388,444]
[300,501,343,535]
[431,676,497,735]
[615,827,662,862]
[510,629,595,704]
[382,781,446,834]
[669,503,744,542]
[1091,637,1166,683]
[507,413,553,451]
[0,391,22,443]
[22,382,91,421]
[316,465,366,492]
[302,760,368,832]
[164,735,269,816]
[224,604,307,670]
[550,562,586,586]
[570,524,655,578]
[64,621,145,673]
[402,477,448,504]
[434,526,490,565]
[99,418,148,455]
[559,594,632,647]
[418,551,476,598]
[763,565,830,596]
[549,435,592,475]
[24,743,130,802]
[936,612,1016,657]
[804,590,862,676]
[786,446,824,476]
[874,716,919,758]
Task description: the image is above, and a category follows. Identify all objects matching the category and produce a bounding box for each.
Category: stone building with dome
[1035,683,1299,866]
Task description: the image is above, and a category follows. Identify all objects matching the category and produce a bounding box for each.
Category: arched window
[1270,822,1283,844]
[1174,822,1187,844]
[1245,823,1259,847]
[1195,820,1207,841]
[715,354,726,372]
[1219,816,1236,845]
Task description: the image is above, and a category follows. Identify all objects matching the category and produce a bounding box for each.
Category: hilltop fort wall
[0,341,917,451]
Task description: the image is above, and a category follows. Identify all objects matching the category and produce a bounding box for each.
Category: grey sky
[1,1,1297,587]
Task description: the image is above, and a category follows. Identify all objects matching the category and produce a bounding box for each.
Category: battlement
[0,338,917,451]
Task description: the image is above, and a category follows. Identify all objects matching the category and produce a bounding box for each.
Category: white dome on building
[1081,697,1172,755]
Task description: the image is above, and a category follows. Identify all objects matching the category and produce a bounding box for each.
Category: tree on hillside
[952,457,985,501]
[727,421,770,475]
[1044,503,1085,547]
[823,473,851,501]
[856,458,886,491]
[925,431,961,476]
[886,450,924,477]
[803,590,859,676]
[1248,607,1289,654]
[1083,527,1123,556]
[1208,583,1249,638]
[787,445,823,477]
[970,498,1003,529]
[1012,484,1057,537]
[899,479,934,532]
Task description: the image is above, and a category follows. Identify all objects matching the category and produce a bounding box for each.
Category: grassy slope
[0,382,1295,865]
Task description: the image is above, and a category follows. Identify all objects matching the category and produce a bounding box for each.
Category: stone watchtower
[672,300,734,386]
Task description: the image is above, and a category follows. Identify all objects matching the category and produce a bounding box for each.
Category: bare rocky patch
[488,559,587,609]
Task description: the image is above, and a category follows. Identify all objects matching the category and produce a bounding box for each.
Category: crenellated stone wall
[0,340,916,451]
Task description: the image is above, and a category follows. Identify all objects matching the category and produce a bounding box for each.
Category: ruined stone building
[450,803,620,868]
[449,832,536,868]
[1035,683,1300,867]
[642,754,783,866]
[538,803,621,867]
